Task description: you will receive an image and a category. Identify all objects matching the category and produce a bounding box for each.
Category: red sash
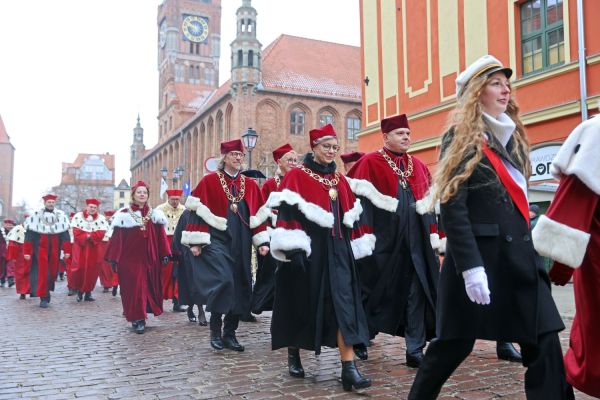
[482,143,530,227]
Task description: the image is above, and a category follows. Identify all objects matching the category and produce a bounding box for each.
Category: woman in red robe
[6,221,29,298]
[105,181,171,334]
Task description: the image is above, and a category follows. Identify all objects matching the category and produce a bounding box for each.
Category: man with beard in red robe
[6,219,29,299]
[23,194,71,308]
[70,199,108,302]
[106,181,170,333]
[182,139,270,351]
[156,189,187,312]
[533,115,600,398]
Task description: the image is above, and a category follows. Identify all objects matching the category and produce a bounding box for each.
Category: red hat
[166,189,183,197]
[104,210,115,217]
[381,114,410,134]
[340,151,365,164]
[220,139,244,155]
[3,219,15,225]
[42,194,57,202]
[85,198,100,206]
[131,180,149,193]
[69,212,76,218]
[272,143,294,163]
[309,124,337,148]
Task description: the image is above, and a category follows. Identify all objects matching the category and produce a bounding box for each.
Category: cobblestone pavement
[0,280,594,399]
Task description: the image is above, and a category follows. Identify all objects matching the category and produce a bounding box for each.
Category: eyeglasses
[229,152,246,159]
[320,144,340,153]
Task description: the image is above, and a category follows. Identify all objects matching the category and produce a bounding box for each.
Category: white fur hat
[456,55,513,98]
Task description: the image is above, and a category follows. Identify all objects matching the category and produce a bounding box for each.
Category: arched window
[290,109,305,135]
[248,50,254,67]
[237,50,243,66]
[319,111,334,127]
[346,115,361,141]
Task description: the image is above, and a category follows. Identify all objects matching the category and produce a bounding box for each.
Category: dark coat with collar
[436,126,564,345]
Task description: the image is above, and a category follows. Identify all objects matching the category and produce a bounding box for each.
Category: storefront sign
[530,144,562,182]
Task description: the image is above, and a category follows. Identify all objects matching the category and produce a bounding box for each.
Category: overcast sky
[0,0,360,209]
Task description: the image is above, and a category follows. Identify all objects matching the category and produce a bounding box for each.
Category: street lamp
[160,166,184,188]
[241,127,258,169]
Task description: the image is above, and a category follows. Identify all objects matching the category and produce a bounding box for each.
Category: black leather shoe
[406,352,424,368]
[131,321,139,329]
[39,298,50,308]
[76,291,83,302]
[135,320,146,334]
[223,336,245,352]
[172,302,186,312]
[8,278,15,287]
[497,342,522,362]
[84,292,95,302]
[239,313,257,322]
[187,308,197,322]
[210,335,224,350]
[68,289,76,296]
[353,343,369,361]
[341,360,371,391]
[198,310,207,326]
[112,286,118,296]
[288,348,305,378]
[19,294,26,300]
[103,287,110,293]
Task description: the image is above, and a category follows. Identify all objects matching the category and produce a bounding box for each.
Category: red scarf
[130,203,150,217]
[482,143,530,226]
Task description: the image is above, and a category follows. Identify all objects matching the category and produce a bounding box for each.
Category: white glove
[462,267,491,305]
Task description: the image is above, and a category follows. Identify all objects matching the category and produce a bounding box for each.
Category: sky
[0,0,360,209]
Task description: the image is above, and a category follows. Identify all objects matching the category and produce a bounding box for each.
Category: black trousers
[408,331,574,400]
[210,312,240,338]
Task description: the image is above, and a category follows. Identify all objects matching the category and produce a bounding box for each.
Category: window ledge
[514,62,578,88]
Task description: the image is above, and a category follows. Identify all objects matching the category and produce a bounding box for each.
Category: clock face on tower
[182,15,209,43]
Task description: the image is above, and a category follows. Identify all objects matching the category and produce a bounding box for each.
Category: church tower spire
[130,115,145,167]
[231,0,262,96]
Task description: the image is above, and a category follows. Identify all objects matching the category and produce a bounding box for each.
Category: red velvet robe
[7,225,29,294]
[70,211,108,292]
[105,207,170,322]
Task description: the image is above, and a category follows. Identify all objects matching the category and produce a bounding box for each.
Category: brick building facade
[0,114,15,220]
[131,0,362,205]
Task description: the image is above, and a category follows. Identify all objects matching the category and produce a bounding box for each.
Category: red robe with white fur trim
[532,116,600,397]
[182,172,270,247]
[70,211,108,293]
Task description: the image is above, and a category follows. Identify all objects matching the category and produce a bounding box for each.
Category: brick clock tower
[157,0,222,142]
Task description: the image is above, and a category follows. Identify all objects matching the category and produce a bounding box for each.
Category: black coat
[172,210,201,307]
[437,129,564,345]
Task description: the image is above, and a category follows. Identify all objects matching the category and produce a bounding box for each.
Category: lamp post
[160,166,184,189]
[241,127,258,169]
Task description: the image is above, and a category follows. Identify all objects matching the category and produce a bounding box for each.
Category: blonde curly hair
[432,74,531,205]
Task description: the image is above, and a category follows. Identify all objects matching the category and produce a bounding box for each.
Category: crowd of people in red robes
[1,53,599,399]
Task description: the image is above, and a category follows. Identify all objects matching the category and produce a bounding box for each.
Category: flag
[183,180,191,196]
[160,178,168,199]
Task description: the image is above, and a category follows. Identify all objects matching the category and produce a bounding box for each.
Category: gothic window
[237,50,243,67]
[319,111,334,127]
[248,50,254,67]
[290,109,305,135]
[346,116,361,141]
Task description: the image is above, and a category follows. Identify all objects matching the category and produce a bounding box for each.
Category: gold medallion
[328,188,338,201]
[231,203,238,213]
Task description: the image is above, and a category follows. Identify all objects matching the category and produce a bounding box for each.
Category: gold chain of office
[379,149,414,189]
[217,170,246,213]
[299,166,340,201]
[128,207,153,231]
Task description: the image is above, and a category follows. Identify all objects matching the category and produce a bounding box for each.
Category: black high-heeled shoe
[288,348,305,378]
[341,360,371,391]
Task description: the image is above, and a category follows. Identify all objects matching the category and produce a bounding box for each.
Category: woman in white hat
[408,55,573,399]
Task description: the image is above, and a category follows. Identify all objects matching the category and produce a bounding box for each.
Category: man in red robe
[156,189,187,312]
[532,115,600,398]
[6,219,28,298]
[23,194,71,308]
[70,199,108,302]
[98,210,119,295]
[183,139,270,351]
[340,151,364,174]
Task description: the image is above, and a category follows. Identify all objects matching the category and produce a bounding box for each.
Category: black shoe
[0,281,5,288]
[135,320,146,334]
[239,313,257,322]
[112,286,118,296]
[222,336,245,352]
[172,302,186,312]
[19,294,26,300]
[103,287,110,293]
[59,272,65,281]
[84,292,95,302]
[67,288,76,296]
[198,311,207,326]
[288,348,305,378]
[76,291,83,302]
[341,360,371,391]
[353,343,369,361]
[131,321,139,329]
[187,307,197,322]
[406,352,424,368]
[497,342,522,362]
[210,335,224,350]
[8,278,15,287]
[39,298,49,308]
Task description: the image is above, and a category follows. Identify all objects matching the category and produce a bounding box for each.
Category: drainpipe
[577,0,588,120]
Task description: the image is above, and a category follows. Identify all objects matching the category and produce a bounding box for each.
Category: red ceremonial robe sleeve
[105,228,125,264]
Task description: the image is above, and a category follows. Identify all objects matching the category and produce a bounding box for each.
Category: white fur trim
[415,187,440,215]
[250,204,272,229]
[185,195,227,231]
[347,177,398,213]
[181,231,211,246]
[342,199,363,228]
[24,209,70,234]
[551,115,600,195]
[252,230,270,247]
[532,215,590,268]
[266,189,333,228]
[70,212,109,232]
[430,233,441,251]
[6,225,25,244]
[269,228,312,262]
[111,207,167,229]
[351,233,376,260]
[438,237,447,254]
[151,209,168,225]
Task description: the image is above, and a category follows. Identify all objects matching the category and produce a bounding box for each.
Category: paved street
[0,280,594,399]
